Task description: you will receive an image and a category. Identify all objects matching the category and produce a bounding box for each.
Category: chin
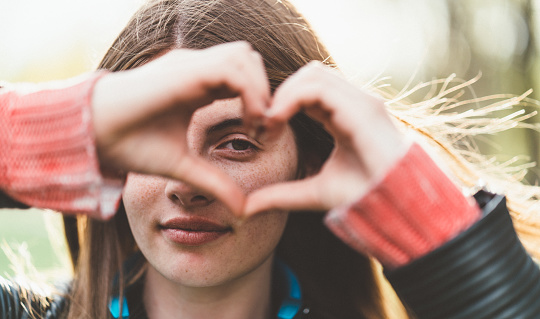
[148,249,275,289]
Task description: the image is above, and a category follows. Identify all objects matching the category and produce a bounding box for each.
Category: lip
[160,217,232,246]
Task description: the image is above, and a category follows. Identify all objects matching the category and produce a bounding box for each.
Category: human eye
[221,138,255,151]
[214,135,260,160]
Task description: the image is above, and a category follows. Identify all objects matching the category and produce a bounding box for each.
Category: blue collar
[110,259,303,319]
[275,260,303,319]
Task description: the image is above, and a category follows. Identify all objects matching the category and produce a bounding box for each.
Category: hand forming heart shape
[93,42,407,218]
[243,61,408,217]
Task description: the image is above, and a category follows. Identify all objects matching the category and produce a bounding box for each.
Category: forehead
[189,98,244,135]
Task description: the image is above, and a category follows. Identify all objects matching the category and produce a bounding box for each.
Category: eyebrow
[206,117,244,135]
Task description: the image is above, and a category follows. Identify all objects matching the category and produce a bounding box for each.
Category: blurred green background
[2,0,540,282]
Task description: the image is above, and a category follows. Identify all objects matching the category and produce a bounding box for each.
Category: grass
[0,208,71,283]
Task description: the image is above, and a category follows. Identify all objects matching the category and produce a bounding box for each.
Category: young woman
[2,0,540,318]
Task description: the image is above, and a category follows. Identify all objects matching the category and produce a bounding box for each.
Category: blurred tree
[441,0,540,183]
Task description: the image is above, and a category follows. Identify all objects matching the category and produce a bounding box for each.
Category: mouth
[159,217,232,246]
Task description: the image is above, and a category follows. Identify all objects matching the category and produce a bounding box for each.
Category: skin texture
[122,98,298,319]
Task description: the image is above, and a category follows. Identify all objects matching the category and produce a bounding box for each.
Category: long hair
[64,0,401,318]
[372,75,540,262]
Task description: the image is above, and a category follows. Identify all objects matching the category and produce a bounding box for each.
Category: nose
[164,179,215,208]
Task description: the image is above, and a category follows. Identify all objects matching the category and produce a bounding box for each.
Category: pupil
[232,140,249,150]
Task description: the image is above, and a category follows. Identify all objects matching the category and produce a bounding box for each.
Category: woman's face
[122,98,298,287]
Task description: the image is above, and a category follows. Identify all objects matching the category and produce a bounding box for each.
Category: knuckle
[234,40,252,50]
[230,41,253,58]
[298,61,327,81]
[361,90,386,110]
[307,60,325,68]
[217,42,250,60]
[226,46,255,68]
[251,51,264,64]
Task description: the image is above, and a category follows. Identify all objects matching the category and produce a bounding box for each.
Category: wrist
[350,103,410,184]
[92,71,125,157]
[0,72,122,218]
[325,143,481,268]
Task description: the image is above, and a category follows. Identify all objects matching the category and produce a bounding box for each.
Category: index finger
[203,42,271,126]
[171,154,246,216]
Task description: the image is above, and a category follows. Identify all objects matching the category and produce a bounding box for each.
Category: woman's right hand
[92,41,270,215]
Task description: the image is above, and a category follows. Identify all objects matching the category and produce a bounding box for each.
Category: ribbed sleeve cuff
[324,143,481,268]
[0,72,122,219]
[385,192,540,318]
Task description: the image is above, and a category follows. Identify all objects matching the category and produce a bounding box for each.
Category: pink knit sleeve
[324,143,481,269]
[0,72,123,219]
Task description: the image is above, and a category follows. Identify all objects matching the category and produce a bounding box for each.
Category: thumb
[170,155,246,215]
[243,177,327,217]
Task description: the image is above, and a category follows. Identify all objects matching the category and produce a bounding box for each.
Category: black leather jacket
[385,191,540,318]
[1,190,540,318]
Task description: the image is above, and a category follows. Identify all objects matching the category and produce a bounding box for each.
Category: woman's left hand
[244,62,409,215]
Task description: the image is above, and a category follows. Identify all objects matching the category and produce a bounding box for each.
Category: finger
[269,80,340,138]
[265,70,316,124]
[268,62,384,142]
[241,51,271,132]
[264,62,339,134]
[273,66,404,174]
[243,177,330,217]
[171,155,246,215]
[206,42,270,120]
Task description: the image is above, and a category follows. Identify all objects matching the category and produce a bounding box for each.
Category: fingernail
[252,118,263,128]
[253,125,267,141]
[262,119,285,141]
[248,127,257,139]
[248,118,264,139]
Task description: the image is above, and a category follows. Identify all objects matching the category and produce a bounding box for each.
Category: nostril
[165,180,214,207]
[191,195,208,204]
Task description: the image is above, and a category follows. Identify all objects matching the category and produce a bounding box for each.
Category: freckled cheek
[243,211,289,250]
[123,173,166,219]
[216,149,298,194]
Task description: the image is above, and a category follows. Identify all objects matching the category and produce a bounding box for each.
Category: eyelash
[216,137,259,158]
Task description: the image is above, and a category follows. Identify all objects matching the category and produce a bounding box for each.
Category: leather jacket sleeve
[0,191,28,209]
[384,190,540,319]
[0,276,67,319]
